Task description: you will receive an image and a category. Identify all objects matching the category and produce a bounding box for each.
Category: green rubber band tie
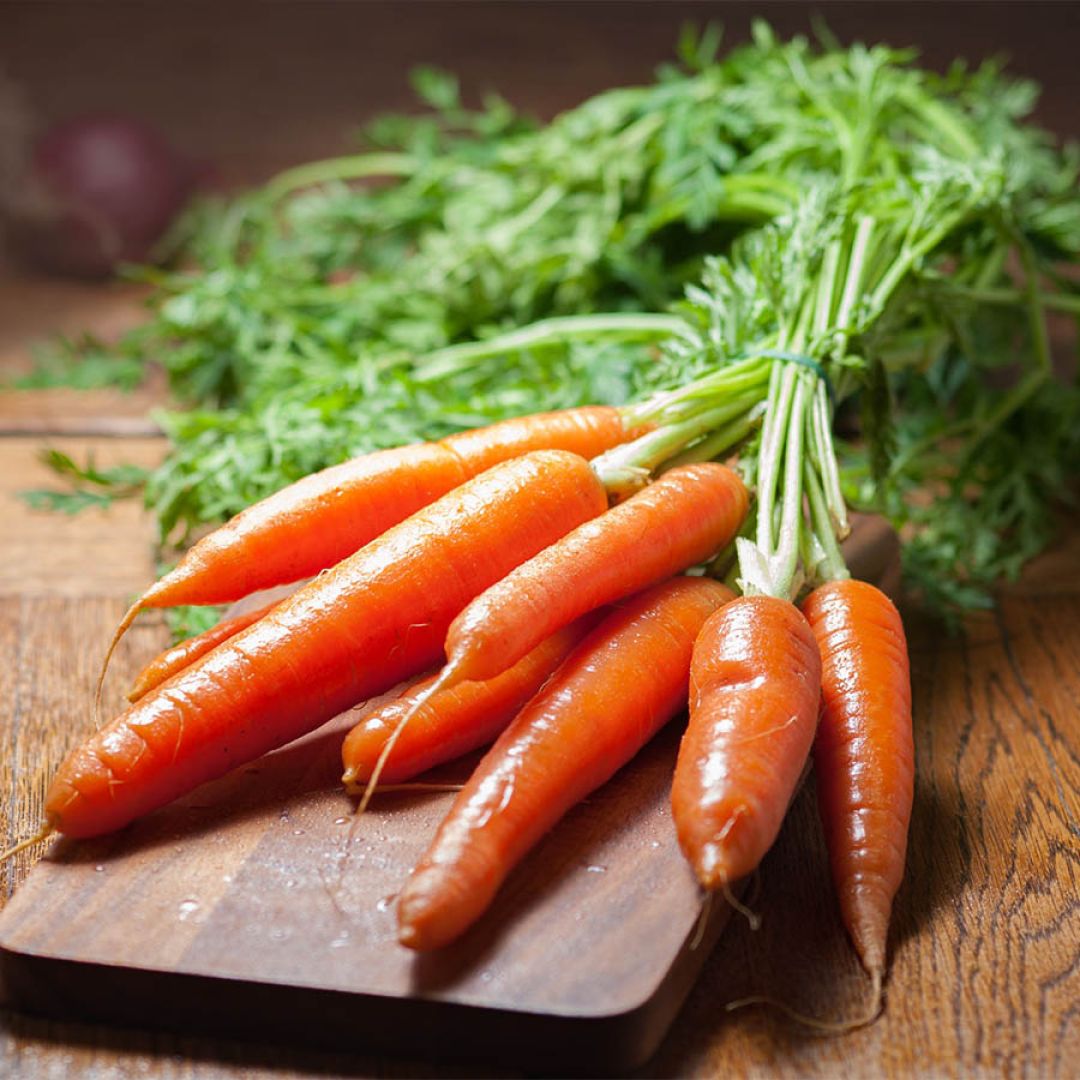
[755,349,835,405]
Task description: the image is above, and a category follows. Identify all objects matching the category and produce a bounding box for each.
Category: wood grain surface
[2,3,1079,1073]
[1,431,1078,1077]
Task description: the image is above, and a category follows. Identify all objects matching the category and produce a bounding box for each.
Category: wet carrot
[45,451,607,839]
[126,601,278,703]
[398,576,735,951]
[341,614,600,791]
[136,407,635,611]
[439,462,748,687]
[801,579,913,983]
[96,407,638,704]
[671,596,821,890]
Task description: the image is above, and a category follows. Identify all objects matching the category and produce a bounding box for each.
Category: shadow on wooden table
[0,1006,505,1079]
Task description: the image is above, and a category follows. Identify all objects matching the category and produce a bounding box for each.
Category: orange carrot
[398,576,735,951]
[126,601,278,702]
[439,462,748,687]
[801,579,913,985]
[96,407,638,706]
[136,407,635,612]
[341,614,600,791]
[44,451,607,839]
[671,596,821,891]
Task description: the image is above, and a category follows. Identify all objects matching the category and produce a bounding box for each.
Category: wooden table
[0,277,1076,1078]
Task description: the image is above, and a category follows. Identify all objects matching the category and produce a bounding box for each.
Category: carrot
[439,462,748,687]
[44,451,607,839]
[671,595,821,892]
[801,578,913,987]
[95,406,639,705]
[126,600,278,702]
[397,576,736,951]
[133,407,635,613]
[341,614,600,791]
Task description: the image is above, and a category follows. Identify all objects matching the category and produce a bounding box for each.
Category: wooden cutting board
[0,517,899,1073]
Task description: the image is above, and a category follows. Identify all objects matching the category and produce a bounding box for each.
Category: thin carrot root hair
[722,879,762,931]
[354,668,457,815]
[95,599,144,723]
[689,890,713,952]
[1,825,56,862]
[724,963,885,1035]
[723,974,885,1035]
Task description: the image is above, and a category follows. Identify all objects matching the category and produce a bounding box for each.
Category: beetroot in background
[3,114,193,279]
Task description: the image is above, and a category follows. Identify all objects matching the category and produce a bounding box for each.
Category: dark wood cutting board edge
[0,516,898,1074]
[0,878,732,1076]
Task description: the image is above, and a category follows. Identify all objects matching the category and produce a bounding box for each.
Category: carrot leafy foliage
[26,23,1080,615]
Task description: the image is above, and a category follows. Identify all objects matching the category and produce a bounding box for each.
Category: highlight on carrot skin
[341,613,600,790]
[93,407,640,707]
[802,578,913,986]
[45,450,609,841]
[397,575,735,952]
[671,595,822,892]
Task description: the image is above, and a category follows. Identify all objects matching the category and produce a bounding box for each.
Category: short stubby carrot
[397,576,735,951]
[46,451,607,839]
[671,595,822,890]
[801,579,913,981]
[439,462,748,687]
[341,614,600,791]
[135,406,635,611]
[126,600,279,703]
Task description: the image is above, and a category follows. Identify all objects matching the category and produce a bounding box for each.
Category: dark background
[3,1,1079,189]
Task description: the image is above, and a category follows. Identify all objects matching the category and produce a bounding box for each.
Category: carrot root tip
[96,598,145,724]
[723,992,884,1035]
[722,880,761,931]
[1,824,56,862]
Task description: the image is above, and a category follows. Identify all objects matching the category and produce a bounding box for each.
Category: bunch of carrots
[12,25,1080,1032]
[9,383,912,1021]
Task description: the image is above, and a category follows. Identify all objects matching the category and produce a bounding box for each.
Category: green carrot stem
[413,313,683,383]
[804,457,850,584]
[594,393,761,479]
[263,153,415,203]
[659,405,765,470]
[628,356,773,426]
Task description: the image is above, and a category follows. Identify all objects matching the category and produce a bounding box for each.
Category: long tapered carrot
[801,579,913,985]
[126,600,279,703]
[43,451,607,840]
[341,613,600,791]
[96,407,639,705]
[398,576,736,951]
[135,407,635,613]
[671,595,821,891]
[439,462,748,687]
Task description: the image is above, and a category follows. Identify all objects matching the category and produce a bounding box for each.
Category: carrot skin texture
[398,576,736,951]
[671,596,822,889]
[341,614,600,789]
[46,451,607,838]
[141,407,636,608]
[126,601,278,703]
[443,462,749,685]
[801,579,913,976]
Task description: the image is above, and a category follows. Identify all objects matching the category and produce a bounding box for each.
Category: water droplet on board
[586,864,607,874]
[94,864,105,873]
[330,932,351,949]
[177,898,200,921]
[333,816,349,826]
[376,893,397,913]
